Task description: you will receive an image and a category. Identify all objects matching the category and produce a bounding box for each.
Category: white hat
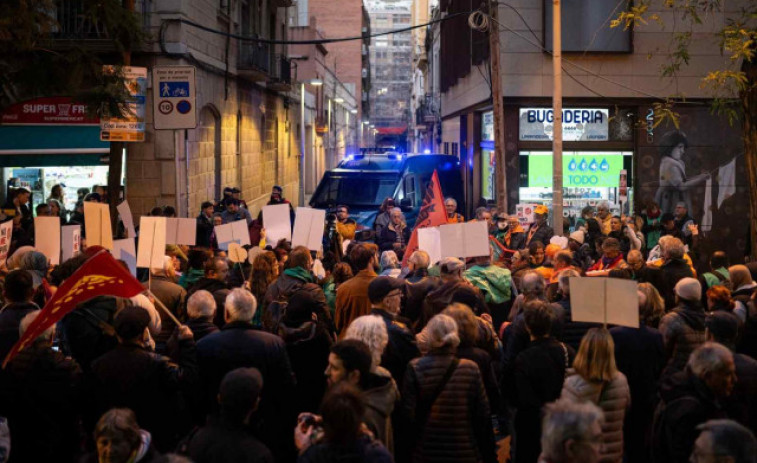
[569,230,585,244]
[675,277,701,302]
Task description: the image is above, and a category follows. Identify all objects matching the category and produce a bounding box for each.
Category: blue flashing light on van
[310,152,464,230]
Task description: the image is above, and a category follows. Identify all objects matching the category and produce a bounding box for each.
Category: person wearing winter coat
[555,270,601,352]
[0,270,39,362]
[464,255,514,330]
[82,408,168,463]
[418,257,488,331]
[651,343,736,463]
[609,289,666,463]
[401,314,497,463]
[279,289,334,414]
[187,256,231,327]
[659,278,706,378]
[402,250,440,324]
[511,300,575,463]
[185,290,220,342]
[560,328,631,463]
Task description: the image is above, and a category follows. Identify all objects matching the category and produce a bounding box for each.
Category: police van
[309,152,464,231]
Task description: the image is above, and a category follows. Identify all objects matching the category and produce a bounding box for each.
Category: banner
[4,251,145,367]
[401,170,448,267]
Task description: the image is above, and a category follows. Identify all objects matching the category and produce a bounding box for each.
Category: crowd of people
[0,186,756,463]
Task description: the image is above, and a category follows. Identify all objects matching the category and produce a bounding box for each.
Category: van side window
[405,175,416,206]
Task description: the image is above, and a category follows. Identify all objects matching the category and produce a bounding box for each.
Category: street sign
[100,66,147,142]
[152,66,197,130]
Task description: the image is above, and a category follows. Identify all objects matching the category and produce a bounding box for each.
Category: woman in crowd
[377,208,411,259]
[248,251,279,328]
[637,282,665,328]
[706,285,736,313]
[323,262,353,318]
[379,251,402,278]
[561,328,631,463]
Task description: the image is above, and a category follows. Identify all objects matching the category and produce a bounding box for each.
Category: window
[544,0,632,53]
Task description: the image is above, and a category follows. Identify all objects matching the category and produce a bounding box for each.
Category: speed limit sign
[158,100,173,115]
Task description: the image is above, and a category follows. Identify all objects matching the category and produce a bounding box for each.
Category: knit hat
[675,277,701,301]
[569,230,585,244]
[114,306,151,340]
[368,276,405,304]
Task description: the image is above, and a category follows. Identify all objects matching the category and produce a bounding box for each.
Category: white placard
[137,217,166,269]
[112,238,137,276]
[61,225,81,262]
[34,217,61,265]
[165,218,197,245]
[0,221,13,265]
[569,277,639,328]
[516,204,537,226]
[117,201,136,238]
[417,227,442,266]
[84,201,113,249]
[291,207,326,251]
[214,219,251,250]
[438,221,490,259]
[263,204,291,245]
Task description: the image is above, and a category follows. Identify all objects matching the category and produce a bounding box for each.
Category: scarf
[283,266,314,283]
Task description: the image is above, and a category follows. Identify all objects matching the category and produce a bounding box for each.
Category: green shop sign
[528,154,623,187]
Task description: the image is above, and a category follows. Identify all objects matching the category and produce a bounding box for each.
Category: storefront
[513,106,635,229]
[0,97,116,212]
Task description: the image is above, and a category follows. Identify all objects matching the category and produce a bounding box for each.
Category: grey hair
[664,237,686,259]
[521,271,546,298]
[380,250,400,270]
[475,206,489,220]
[444,197,457,207]
[390,207,404,218]
[187,290,217,319]
[439,257,465,276]
[597,200,610,211]
[688,342,733,378]
[408,250,431,269]
[696,419,757,463]
[658,235,675,254]
[19,311,55,340]
[344,315,389,370]
[425,314,460,349]
[224,288,257,323]
[541,398,604,462]
[558,269,580,295]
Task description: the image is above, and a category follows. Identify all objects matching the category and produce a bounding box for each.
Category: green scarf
[464,265,512,304]
[283,266,314,283]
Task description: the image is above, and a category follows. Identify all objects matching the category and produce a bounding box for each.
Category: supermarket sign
[1,97,99,125]
[519,108,609,141]
[528,153,623,187]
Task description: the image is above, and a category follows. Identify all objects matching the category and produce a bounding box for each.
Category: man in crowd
[335,244,378,335]
[196,201,215,248]
[188,256,230,327]
[185,290,220,343]
[402,250,440,324]
[653,342,737,463]
[626,249,663,288]
[0,270,38,360]
[526,205,554,247]
[659,238,695,309]
[445,197,464,223]
[221,198,253,226]
[539,399,604,463]
[690,420,757,463]
[659,278,707,377]
[367,277,419,387]
[145,255,186,350]
[586,237,627,275]
[335,204,358,241]
[674,201,696,247]
[596,201,612,235]
[700,250,731,291]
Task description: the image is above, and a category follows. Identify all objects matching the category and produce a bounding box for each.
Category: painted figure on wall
[654,130,710,215]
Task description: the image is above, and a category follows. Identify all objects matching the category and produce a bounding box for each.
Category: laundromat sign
[519,108,609,141]
[528,153,624,187]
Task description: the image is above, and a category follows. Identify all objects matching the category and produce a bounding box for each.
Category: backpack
[262,284,306,334]
[712,269,733,291]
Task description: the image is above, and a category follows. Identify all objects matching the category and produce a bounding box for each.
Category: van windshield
[310,173,399,208]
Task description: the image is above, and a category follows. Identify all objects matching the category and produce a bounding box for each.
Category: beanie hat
[569,230,585,244]
[675,277,702,301]
[114,306,151,340]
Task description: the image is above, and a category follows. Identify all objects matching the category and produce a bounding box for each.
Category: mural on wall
[636,106,748,267]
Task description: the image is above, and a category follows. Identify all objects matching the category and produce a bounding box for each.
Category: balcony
[238,41,271,81]
[267,55,292,91]
[415,94,438,125]
[50,0,149,51]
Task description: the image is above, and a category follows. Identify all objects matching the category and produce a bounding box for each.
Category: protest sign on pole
[61,225,81,261]
[84,202,113,249]
[111,238,137,276]
[438,221,490,259]
[34,217,61,265]
[0,221,13,265]
[117,201,137,238]
[214,220,251,250]
[263,204,292,245]
[417,227,442,266]
[292,207,326,251]
[136,217,166,269]
[569,277,638,328]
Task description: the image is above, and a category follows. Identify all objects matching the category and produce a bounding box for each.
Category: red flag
[402,170,449,267]
[3,251,145,367]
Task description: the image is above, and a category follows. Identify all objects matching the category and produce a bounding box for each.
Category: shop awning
[0,125,109,166]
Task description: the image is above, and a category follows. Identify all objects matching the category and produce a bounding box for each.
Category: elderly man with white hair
[196,288,296,459]
[538,398,604,463]
[653,342,737,463]
[185,290,219,342]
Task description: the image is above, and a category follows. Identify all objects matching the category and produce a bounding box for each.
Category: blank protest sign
[292,207,326,251]
[34,216,61,265]
[438,221,490,259]
[263,204,291,245]
[112,238,137,276]
[166,218,197,245]
[569,277,639,328]
[117,201,136,238]
[417,227,442,265]
[61,225,81,262]
[214,220,250,250]
[84,202,113,249]
[137,217,166,269]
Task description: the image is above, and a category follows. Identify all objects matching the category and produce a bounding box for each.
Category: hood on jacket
[464,265,512,304]
[673,300,706,331]
[363,372,399,417]
[278,321,317,344]
[659,368,717,406]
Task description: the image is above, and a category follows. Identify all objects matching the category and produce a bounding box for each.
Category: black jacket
[278,319,333,413]
[660,258,694,310]
[525,223,554,247]
[196,321,296,459]
[652,369,728,463]
[558,298,601,352]
[372,308,420,389]
[0,301,38,361]
[90,340,198,452]
[403,269,440,324]
[0,340,82,463]
[724,351,757,436]
[264,272,334,334]
[186,317,219,343]
[60,296,121,371]
[511,337,574,463]
[299,435,394,463]
[196,213,214,248]
[181,415,274,463]
[610,325,666,463]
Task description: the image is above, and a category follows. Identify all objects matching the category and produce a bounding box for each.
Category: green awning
[0,125,109,167]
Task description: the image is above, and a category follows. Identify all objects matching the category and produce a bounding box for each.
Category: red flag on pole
[3,251,145,367]
[401,170,449,267]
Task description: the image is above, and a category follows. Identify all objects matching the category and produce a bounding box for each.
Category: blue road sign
[159,82,190,98]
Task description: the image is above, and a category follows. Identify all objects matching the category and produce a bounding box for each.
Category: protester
[674,202,696,247]
[700,251,731,291]
[706,285,736,314]
[561,328,631,463]
[586,238,627,276]
[511,300,574,463]
[373,197,396,237]
[0,270,39,360]
[556,269,601,352]
[690,419,757,463]
[146,255,186,350]
[196,201,215,248]
[181,367,273,463]
[184,290,219,342]
[501,214,526,251]
[377,208,411,258]
[379,250,402,277]
[402,250,440,323]
[625,249,664,288]
[82,408,165,463]
[335,244,379,335]
[539,398,604,463]
[335,204,358,241]
[526,205,554,247]
[420,257,488,330]
[221,198,253,226]
[445,197,465,223]
[248,251,279,327]
[659,277,707,378]
[596,201,612,235]
[187,256,230,327]
[567,230,592,271]
[179,248,212,289]
[641,201,663,251]
[610,290,666,463]
[323,262,353,317]
[401,314,497,463]
[652,342,736,463]
[464,254,513,330]
[658,237,695,309]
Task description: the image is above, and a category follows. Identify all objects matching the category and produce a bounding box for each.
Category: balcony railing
[51,0,149,41]
[268,55,292,91]
[416,94,439,125]
[239,41,271,75]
